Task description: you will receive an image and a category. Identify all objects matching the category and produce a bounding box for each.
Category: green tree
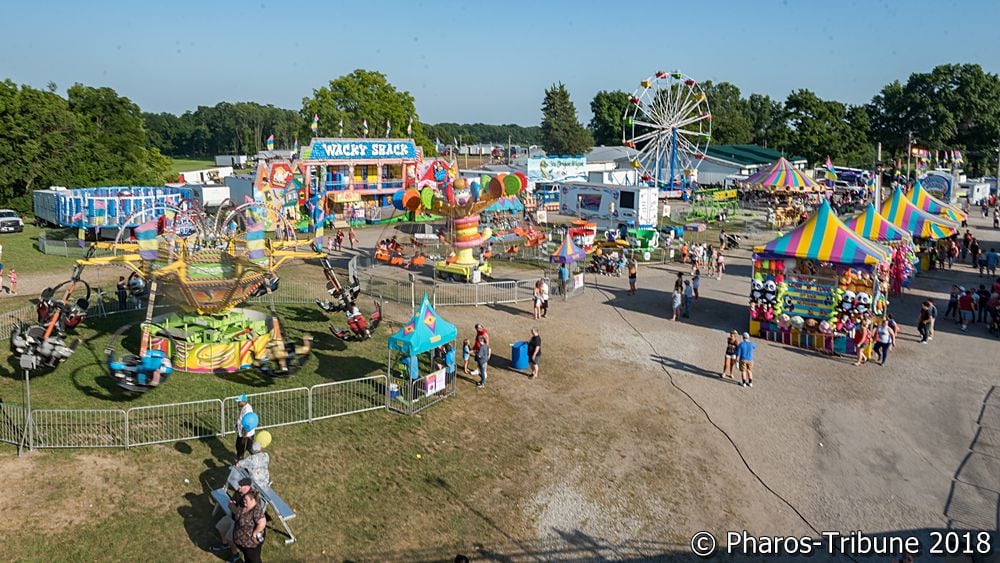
[784,89,872,167]
[701,81,752,145]
[588,90,630,146]
[540,83,592,155]
[747,93,789,149]
[302,69,433,153]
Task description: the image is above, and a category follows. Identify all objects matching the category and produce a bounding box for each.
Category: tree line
[570,63,1000,175]
[3,64,998,213]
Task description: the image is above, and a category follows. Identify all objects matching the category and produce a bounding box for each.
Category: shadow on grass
[280,305,329,324]
[178,435,239,559]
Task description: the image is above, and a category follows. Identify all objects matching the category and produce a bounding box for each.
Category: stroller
[724,233,742,249]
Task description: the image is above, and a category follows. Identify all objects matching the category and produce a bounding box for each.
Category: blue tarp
[485,197,525,213]
[388,294,457,356]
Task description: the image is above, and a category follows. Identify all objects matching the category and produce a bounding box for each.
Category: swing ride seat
[410,255,426,267]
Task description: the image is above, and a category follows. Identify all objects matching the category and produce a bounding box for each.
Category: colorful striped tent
[881,188,959,240]
[754,200,891,265]
[908,180,965,222]
[843,203,912,243]
[745,157,824,193]
[550,235,586,264]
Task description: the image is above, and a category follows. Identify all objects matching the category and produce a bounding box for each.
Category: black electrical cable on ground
[595,285,861,563]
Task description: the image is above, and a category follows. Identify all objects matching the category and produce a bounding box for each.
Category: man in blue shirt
[987,247,999,276]
[558,263,570,296]
[737,332,757,388]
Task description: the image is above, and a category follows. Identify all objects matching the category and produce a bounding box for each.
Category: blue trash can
[510,341,529,370]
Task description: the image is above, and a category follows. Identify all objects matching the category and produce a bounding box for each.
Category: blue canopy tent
[388,294,458,380]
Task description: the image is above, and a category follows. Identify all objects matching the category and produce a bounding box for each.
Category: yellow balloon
[255,430,272,449]
[481,227,493,241]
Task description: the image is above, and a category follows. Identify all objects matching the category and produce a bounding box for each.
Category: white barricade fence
[222,388,310,434]
[310,376,387,421]
[0,401,26,445]
[31,409,127,448]
[126,399,224,447]
[0,305,37,339]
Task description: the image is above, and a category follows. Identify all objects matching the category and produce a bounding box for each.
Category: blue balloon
[470,181,480,202]
[242,411,259,432]
[392,189,406,210]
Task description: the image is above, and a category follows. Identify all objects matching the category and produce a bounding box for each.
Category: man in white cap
[234,395,255,461]
[736,332,757,388]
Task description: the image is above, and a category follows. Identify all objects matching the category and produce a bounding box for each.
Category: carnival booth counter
[880,187,960,271]
[751,201,892,355]
[844,203,917,295]
[387,295,458,414]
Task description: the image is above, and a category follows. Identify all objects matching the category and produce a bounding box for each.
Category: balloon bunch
[392,162,529,218]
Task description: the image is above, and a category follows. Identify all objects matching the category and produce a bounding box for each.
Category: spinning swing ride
[622,69,712,190]
[10,199,324,392]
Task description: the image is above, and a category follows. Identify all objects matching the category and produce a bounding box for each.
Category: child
[461,339,472,374]
[692,268,701,299]
[7,268,15,295]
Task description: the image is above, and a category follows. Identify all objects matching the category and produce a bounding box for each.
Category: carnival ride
[391,159,527,282]
[314,259,382,342]
[10,199,325,391]
[622,70,712,190]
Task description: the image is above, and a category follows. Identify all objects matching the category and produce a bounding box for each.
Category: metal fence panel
[0,305,37,339]
[126,399,224,447]
[223,388,309,434]
[0,401,25,445]
[389,370,456,415]
[310,375,387,421]
[31,409,126,448]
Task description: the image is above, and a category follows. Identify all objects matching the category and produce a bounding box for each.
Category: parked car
[0,209,24,233]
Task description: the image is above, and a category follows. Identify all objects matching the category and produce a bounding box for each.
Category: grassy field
[167,158,216,176]
[0,224,79,276]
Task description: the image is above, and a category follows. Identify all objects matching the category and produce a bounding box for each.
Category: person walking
[674,271,684,293]
[627,259,637,296]
[926,299,937,340]
[917,303,932,343]
[948,239,959,269]
[116,276,128,311]
[977,285,991,323]
[234,395,255,461]
[872,319,894,364]
[971,238,982,272]
[232,489,267,563]
[8,268,16,295]
[962,230,973,262]
[958,289,975,332]
[987,248,999,276]
[527,327,541,379]
[474,335,490,388]
[853,320,872,365]
[692,268,701,300]
[348,227,359,249]
[944,285,960,319]
[682,280,694,318]
[671,288,682,321]
[716,252,725,280]
[737,332,756,388]
[539,276,550,317]
[532,280,543,320]
[722,330,739,379]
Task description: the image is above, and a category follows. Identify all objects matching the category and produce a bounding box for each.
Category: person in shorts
[722,330,739,379]
[527,328,541,379]
[737,332,756,388]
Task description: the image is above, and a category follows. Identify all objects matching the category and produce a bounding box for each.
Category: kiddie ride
[391,160,529,282]
[314,259,382,342]
[9,264,91,369]
[79,201,323,392]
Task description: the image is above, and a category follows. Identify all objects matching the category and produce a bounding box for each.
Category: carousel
[744,157,824,228]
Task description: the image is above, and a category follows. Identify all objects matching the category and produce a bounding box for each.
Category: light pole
[906,132,913,181]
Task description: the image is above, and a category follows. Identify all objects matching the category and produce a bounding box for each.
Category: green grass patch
[0,224,79,276]
[167,158,216,176]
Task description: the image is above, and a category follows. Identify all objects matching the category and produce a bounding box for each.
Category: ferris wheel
[622,70,711,188]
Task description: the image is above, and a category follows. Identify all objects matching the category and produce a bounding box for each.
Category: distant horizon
[2,0,998,125]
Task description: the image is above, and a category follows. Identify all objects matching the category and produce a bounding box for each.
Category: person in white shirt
[235,395,255,461]
[539,277,550,318]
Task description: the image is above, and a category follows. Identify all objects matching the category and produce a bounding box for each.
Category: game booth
[750,201,892,355]
[880,188,960,271]
[387,295,457,415]
[843,203,917,296]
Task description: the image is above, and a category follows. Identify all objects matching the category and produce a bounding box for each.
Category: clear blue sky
[2,0,998,125]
